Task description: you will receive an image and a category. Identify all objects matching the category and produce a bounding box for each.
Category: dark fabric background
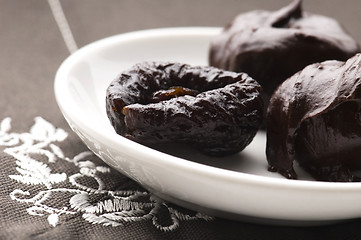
[1,0,361,239]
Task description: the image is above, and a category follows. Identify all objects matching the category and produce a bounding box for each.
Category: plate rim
[55,26,361,190]
[54,26,361,223]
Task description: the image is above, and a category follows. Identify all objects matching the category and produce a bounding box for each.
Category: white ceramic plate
[54,27,361,225]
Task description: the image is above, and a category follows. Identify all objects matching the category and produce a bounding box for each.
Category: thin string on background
[48,0,78,54]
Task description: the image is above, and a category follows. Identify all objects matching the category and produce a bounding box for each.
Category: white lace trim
[3,117,213,231]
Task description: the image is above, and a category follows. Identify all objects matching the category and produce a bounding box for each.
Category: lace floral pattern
[2,117,213,231]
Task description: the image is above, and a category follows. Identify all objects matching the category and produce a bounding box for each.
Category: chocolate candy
[106,62,263,156]
[209,0,360,105]
[266,54,361,182]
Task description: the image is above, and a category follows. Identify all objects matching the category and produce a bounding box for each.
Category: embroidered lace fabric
[3,117,212,230]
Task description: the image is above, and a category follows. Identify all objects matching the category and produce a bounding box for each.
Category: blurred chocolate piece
[266,54,361,182]
[209,0,360,105]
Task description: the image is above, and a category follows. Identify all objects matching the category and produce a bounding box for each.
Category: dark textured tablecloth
[1,0,361,239]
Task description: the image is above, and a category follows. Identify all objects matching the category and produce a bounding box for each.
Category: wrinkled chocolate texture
[267,54,361,182]
[209,0,360,105]
[106,62,263,156]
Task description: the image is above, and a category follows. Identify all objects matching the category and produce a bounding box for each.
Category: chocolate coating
[266,54,361,182]
[209,0,360,104]
[106,62,263,156]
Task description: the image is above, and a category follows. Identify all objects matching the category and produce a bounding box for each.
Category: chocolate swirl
[209,0,360,105]
[266,54,361,181]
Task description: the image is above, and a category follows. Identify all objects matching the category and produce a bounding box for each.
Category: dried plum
[266,54,361,182]
[209,0,360,107]
[106,62,263,156]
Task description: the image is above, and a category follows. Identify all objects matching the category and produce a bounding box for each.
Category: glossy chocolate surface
[266,54,361,181]
[209,0,360,104]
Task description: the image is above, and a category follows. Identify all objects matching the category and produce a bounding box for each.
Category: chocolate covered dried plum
[106,62,263,156]
[209,0,360,106]
[266,54,361,182]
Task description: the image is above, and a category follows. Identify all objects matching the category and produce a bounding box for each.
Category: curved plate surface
[54,27,361,225]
